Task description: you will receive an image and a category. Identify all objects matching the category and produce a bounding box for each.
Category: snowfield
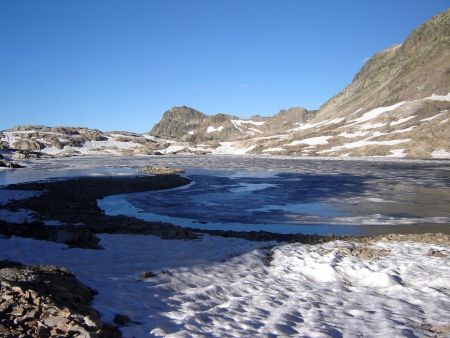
[0,235,448,337]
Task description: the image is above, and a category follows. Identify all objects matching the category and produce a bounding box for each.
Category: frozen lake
[2,155,450,235]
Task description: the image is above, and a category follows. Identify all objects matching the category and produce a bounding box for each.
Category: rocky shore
[1,176,197,248]
[2,175,450,246]
[0,261,121,338]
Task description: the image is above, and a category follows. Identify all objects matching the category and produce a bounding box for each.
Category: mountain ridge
[1,9,449,160]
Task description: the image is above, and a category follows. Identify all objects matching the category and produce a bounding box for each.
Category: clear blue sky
[1,1,449,132]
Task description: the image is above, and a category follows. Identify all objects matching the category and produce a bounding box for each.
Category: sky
[0,1,449,132]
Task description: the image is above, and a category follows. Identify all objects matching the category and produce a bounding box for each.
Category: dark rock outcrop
[0,261,121,337]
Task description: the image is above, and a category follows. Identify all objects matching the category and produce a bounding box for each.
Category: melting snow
[386,149,407,158]
[338,130,370,138]
[206,126,224,133]
[351,102,405,124]
[1,236,448,337]
[262,147,285,152]
[291,118,344,131]
[320,139,411,152]
[424,92,450,102]
[391,126,416,133]
[360,122,386,130]
[288,136,333,146]
[420,112,444,122]
[213,142,256,155]
[431,149,450,159]
[390,115,415,126]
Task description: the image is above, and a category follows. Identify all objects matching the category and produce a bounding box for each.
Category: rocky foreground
[0,261,121,338]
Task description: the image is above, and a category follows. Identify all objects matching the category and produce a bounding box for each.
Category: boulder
[12,139,45,151]
[138,166,185,175]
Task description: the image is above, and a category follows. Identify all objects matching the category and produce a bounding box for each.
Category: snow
[206,126,224,133]
[262,147,285,152]
[229,183,277,193]
[237,120,265,126]
[0,208,35,223]
[291,118,345,132]
[288,136,333,146]
[231,120,264,135]
[431,149,450,159]
[39,137,144,156]
[320,139,411,152]
[0,189,40,222]
[392,126,416,133]
[424,92,450,102]
[390,115,415,126]
[360,122,386,130]
[0,236,448,337]
[187,130,194,135]
[350,102,405,124]
[420,112,444,122]
[385,149,407,158]
[213,142,255,155]
[0,190,41,206]
[338,130,370,138]
[164,145,186,154]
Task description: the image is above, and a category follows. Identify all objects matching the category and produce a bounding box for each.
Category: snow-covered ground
[0,235,448,337]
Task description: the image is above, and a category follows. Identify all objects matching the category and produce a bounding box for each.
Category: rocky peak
[150,106,206,140]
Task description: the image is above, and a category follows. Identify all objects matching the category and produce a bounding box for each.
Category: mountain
[150,105,317,143]
[150,9,449,159]
[2,10,449,161]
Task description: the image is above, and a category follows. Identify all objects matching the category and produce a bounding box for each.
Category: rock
[428,248,446,257]
[139,271,157,279]
[138,166,185,175]
[53,228,100,249]
[11,152,27,160]
[0,261,122,337]
[113,313,131,326]
[12,139,45,151]
[0,160,24,169]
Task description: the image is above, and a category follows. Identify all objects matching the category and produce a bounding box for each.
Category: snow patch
[288,136,333,146]
[351,102,405,124]
[262,147,285,152]
[431,149,450,159]
[213,142,256,155]
[390,116,415,126]
[424,92,450,102]
[320,139,411,152]
[291,118,344,131]
[338,130,370,138]
[386,149,407,158]
[420,112,444,122]
[206,126,224,133]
